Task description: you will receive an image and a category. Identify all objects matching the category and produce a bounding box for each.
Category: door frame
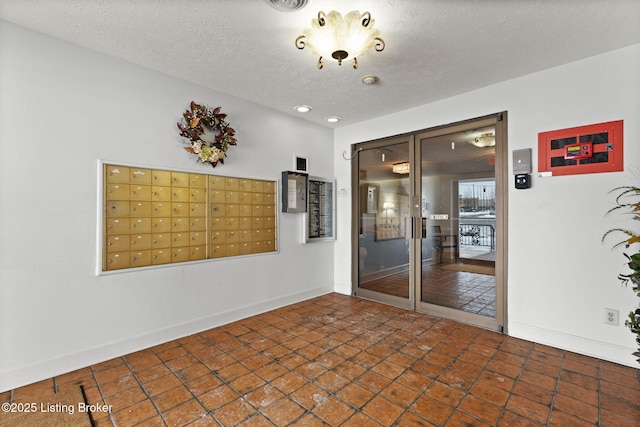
[350,112,508,333]
[350,133,415,311]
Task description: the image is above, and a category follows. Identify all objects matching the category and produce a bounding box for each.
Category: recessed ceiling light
[294,105,312,113]
[326,116,341,123]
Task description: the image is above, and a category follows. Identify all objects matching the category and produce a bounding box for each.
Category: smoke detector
[264,0,309,11]
[361,75,379,85]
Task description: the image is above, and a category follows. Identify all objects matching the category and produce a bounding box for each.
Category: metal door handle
[405,217,414,239]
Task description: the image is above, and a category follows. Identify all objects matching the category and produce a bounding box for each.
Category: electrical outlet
[604,308,619,326]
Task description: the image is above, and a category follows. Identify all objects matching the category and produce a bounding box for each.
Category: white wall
[0,21,334,391]
[334,44,640,367]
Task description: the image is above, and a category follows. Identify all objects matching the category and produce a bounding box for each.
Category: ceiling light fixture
[264,0,309,12]
[392,162,410,174]
[296,10,385,69]
[469,133,496,148]
[325,116,341,123]
[294,105,312,113]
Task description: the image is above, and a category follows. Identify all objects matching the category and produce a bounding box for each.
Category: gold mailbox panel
[103,163,277,271]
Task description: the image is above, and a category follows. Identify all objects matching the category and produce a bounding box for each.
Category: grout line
[89,363,118,427]
[495,335,535,425]
[120,353,168,427]
[546,351,565,426]
[597,358,602,427]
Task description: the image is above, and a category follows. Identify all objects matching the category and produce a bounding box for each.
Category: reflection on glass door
[354,137,413,309]
[352,113,505,331]
[417,124,499,329]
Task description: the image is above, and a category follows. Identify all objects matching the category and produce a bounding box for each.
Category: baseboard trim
[333,282,352,296]
[0,286,332,392]
[509,321,638,368]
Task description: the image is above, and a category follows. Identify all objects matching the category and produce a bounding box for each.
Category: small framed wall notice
[281,171,308,213]
[304,177,335,242]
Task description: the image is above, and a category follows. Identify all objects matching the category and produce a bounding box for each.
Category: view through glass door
[354,136,414,310]
[353,114,505,331]
[416,121,501,330]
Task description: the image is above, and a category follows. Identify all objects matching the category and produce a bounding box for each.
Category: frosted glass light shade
[469,133,496,148]
[392,162,410,174]
[296,10,385,69]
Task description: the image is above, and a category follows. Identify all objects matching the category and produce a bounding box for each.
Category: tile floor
[421,265,496,318]
[360,263,496,317]
[2,293,639,426]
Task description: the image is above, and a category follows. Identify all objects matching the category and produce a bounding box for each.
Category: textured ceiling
[1,0,639,127]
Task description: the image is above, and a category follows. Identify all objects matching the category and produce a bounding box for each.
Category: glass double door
[353,115,505,331]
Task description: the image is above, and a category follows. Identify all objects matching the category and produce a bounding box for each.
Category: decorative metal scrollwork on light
[296,10,385,69]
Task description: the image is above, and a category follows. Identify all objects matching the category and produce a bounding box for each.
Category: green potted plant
[603,184,640,364]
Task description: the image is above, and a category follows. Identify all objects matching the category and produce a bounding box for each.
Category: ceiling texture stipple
[0,0,639,127]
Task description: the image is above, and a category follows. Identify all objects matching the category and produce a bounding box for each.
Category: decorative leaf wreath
[177,101,237,167]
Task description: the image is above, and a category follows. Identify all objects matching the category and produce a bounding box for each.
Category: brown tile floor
[2,293,639,426]
[361,262,497,317]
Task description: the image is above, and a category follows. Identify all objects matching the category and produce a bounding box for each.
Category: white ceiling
[1,0,639,128]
